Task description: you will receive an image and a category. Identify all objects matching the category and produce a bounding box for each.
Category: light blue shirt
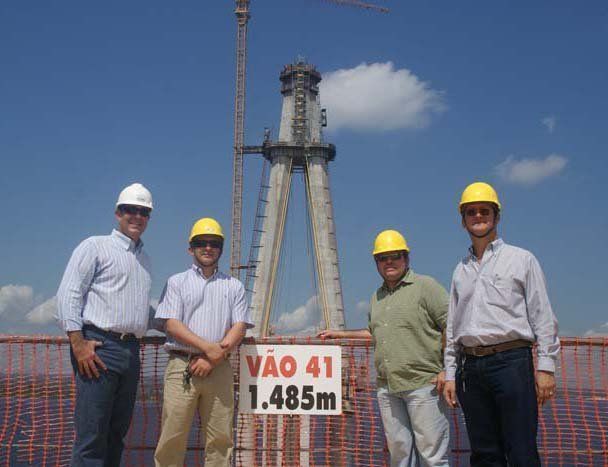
[445,238,560,380]
[155,265,253,353]
[56,229,152,337]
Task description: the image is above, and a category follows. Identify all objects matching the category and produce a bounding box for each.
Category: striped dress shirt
[56,229,152,337]
[444,238,560,380]
[155,265,253,353]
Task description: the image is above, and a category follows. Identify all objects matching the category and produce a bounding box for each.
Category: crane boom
[322,0,388,13]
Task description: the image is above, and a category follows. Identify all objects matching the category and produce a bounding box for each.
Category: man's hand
[443,381,458,408]
[70,337,107,379]
[317,330,344,339]
[536,370,556,406]
[431,371,446,397]
[189,356,213,378]
[204,343,226,366]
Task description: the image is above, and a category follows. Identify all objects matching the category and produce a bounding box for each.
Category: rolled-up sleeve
[525,254,560,373]
[56,240,97,332]
[444,274,459,381]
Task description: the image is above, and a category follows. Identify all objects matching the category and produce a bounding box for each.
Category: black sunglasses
[119,205,151,217]
[464,207,492,217]
[375,252,404,262]
[190,239,223,249]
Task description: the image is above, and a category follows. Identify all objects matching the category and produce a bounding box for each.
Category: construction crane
[230,0,388,279]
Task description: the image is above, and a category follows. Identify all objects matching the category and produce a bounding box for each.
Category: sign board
[239,344,342,415]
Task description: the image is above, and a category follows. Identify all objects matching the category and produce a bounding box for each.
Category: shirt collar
[467,237,504,260]
[191,263,218,280]
[111,229,143,252]
[381,268,415,291]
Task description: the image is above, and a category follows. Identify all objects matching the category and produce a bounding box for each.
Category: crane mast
[230,0,250,279]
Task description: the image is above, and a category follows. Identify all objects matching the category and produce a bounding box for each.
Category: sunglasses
[120,205,151,217]
[375,252,404,262]
[464,207,492,217]
[190,239,223,249]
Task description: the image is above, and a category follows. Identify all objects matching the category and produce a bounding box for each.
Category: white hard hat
[116,183,153,210]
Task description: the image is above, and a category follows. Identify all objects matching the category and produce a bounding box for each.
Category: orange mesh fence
[0,336,606,466]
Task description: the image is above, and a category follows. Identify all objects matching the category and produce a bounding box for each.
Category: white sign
[239,344,342,415]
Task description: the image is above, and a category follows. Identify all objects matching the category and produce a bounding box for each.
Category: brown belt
[169,350,202,359]
[462,339,532,357]
[170,349,231,360]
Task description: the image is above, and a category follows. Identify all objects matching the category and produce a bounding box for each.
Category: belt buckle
[119,333,131,341]
[472,347,484,357]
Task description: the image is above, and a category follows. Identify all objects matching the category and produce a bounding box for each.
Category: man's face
[462,202,498,238]
[115,205,151,242]
[375,251,409,283]
[189,234,223,268]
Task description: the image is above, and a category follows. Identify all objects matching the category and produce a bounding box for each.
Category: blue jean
[456,347,540,467]
[377,385,450,467]
[70,327,141,467]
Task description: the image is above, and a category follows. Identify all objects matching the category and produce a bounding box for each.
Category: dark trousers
[456,347,541,467]
[70,327,140,467]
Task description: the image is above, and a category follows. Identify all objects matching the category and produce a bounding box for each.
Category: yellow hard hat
[459,182,501,212]
[189,218,224,242]
[373,230,410,256]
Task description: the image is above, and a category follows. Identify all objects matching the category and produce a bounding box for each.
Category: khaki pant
[154,355,234,467]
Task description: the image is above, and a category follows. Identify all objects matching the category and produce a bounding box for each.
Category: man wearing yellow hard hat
[320,230,450,466]
[443,182,560,466]
[154,218,253,467]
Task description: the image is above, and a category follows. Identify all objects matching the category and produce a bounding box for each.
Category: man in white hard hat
[56,182,154,466]
[443,182,560,467]
[319,230,450,467]
[154,218,253,467]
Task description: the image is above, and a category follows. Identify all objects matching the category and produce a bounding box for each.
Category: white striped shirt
[155,265,253,353]
[444,238,560,380]
[56,229,152,337]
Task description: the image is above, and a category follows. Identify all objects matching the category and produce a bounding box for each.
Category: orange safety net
[0,336,606,466]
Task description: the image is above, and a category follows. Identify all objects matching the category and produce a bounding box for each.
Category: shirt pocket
[481,275,511,309]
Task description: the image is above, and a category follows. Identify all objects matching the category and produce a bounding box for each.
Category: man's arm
[220,322,247,353]
[56,240,107,379]
[525,254,560,405]
[318,329,372,339]
[443,276,459,408]
[56,240,97,333]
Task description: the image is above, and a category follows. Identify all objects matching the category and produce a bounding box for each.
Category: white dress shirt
[445,238,560,380]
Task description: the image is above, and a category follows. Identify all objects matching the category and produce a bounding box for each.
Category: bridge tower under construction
[247,60,345,337]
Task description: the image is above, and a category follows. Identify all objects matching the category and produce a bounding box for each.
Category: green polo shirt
[368,269,448,393]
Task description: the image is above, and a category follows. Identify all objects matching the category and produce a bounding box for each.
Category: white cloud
[495,154,567,185]
[0,284,60,334]
[0,285,35,322]
[26,297,57,325]
[584,322,608,337]
[542,115,557,133]
[274,296,323,335]
[320,61,446,132]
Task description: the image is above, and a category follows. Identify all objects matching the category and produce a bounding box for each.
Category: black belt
[83,324,138,342]
[461,339,532,357]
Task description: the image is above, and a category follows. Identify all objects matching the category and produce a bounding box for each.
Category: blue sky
[0,1,606,336]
